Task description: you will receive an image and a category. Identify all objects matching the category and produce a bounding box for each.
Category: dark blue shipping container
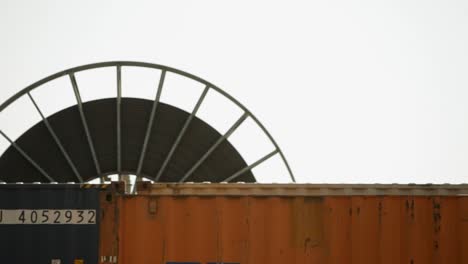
[0,184,100,264]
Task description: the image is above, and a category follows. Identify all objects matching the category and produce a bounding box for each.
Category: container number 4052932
[0,209,96,225]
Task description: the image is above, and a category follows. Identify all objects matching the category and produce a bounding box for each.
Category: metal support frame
[179,112,249,183]
[223,149,279,182]
[116,65,122,179]
[0,62,296,183]
[0,130,55,182]
[69,73,103,182]
[154,85,210,181]
[27,92,83,183]
[136,70,166,180]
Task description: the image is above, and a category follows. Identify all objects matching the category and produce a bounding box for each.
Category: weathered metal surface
[100,184,468,264]
[0,184,101,264]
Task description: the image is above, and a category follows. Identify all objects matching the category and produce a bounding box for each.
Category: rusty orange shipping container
[99,183,468,264]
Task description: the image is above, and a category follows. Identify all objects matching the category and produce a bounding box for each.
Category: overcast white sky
[1,0,468,183]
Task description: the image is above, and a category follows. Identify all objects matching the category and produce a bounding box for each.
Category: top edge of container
[132,183,468,196]
[2,183,468,196]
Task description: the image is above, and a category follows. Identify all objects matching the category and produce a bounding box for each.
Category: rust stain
[292,197,323,248]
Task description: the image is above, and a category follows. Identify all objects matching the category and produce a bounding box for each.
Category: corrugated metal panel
[0,184,101,264]
[101,185,468,264]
